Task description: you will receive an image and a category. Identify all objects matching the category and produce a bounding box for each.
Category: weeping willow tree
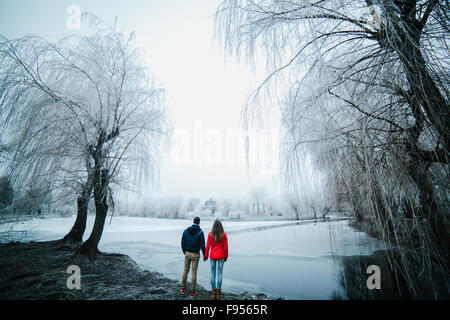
[216,0,449,298]
[0,14,170,257]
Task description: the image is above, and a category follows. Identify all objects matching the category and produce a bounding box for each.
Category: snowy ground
[0,216,384,299]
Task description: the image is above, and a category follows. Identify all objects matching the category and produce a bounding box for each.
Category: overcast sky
[0,0,282,200]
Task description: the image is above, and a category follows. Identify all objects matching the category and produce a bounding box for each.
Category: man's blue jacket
[181,224,206,256]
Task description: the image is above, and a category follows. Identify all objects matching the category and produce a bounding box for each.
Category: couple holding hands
[181,217,228,299]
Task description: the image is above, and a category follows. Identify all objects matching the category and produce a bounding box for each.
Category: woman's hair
[211,219,224,242]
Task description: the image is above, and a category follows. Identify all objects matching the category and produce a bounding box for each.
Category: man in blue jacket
[181,217,206,296]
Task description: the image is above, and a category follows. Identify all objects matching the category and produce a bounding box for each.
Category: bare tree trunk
[371,176,395,235]
[407,161,450,254]
[292,205,299,220]
[397,40,449,151]
[376,0,449,151]
[62,170,94,243]
[79,168,108,259]
[373,2,450,252]
[311,205,317,220]
[62,195,89,243]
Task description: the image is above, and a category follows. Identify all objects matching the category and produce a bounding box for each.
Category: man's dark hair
[193,217,200,224]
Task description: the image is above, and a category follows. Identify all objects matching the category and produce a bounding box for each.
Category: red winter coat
[205,232,228,260]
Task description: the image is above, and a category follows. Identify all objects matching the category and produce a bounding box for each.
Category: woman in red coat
[204,219,228,299]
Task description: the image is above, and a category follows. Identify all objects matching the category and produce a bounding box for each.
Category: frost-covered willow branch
[216,0,449,298]
[0,13,171,253]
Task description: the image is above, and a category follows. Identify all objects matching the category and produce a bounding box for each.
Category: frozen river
[0,216,384,299]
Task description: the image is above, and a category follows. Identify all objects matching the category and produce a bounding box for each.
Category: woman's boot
[211,288,216,299]
[217,289,223,299]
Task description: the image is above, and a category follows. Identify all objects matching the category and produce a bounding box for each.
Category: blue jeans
[210,259,225,289]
